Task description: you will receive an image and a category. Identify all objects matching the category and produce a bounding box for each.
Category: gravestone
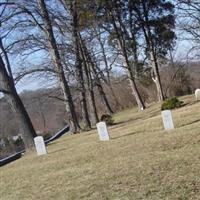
[161,110,174,130]
[34,136,47,156]
[96,122,110,141]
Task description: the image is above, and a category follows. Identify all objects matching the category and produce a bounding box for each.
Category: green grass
[1,95,200,200]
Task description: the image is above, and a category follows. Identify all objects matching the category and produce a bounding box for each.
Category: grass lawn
[1,95,200,200]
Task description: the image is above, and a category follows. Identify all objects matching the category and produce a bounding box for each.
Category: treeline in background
[0,0,200,157]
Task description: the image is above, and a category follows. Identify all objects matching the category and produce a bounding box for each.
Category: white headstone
[161,110,174,130]
[34,136,47,156]
[96,122,110,141]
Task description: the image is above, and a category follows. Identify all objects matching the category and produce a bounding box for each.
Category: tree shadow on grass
[183,100,199,107]
[113,111,160,127]
[47,140,60,146]
[48,147,68,155]
[111,131,143,140]
[178,119,200,128]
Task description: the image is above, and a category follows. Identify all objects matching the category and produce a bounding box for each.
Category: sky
[1,0,198,94]
[13,36,195,94]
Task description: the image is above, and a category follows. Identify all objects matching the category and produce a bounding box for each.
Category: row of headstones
[33,121,110,156]
[34,110,174,156]
[96,110,174,140]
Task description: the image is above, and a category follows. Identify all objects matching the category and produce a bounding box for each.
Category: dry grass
[1,95,200,200]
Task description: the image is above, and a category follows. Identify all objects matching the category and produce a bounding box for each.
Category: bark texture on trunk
[97,84,114,114]
[88,87,99,125]
[79,36,114,114]
[71,0,91,130]
[118,39,145,110]
[105,0,145,110]
[0,56,37,149]
[124,62,145,110]
[38,0,81,133]
[149,49,165,101]
[95,30,121,109]
[79,40,99,125]
[141,1,165,102]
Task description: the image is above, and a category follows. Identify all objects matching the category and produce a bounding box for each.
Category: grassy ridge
[1,95,200,200]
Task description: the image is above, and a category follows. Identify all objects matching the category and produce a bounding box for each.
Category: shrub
[100,114,114,126]
[43,133,52,141]
[13,136,23,146]
[161,97,183,110]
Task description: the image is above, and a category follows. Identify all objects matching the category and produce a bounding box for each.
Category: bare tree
[79,36,114,114]
[102,0,146,110]
[0,2,38,149]
[37,0,81,132]
[69,0,92,129]
[177,1,200,58]
[0,54,37,149]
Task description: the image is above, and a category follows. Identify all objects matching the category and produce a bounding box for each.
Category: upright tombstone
[34,136,47,156]
[161,110,174,130]
[96,122,110,141]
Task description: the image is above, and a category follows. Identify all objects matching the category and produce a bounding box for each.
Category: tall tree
[0,2,37,149]
[177,0,200,58]
[129,0,176,101]
[99,0,146,110]
[37,0,81,132]
[0,54,37,149]
[70,0,92,129]
[78,35,114,114]
[78,35,100,124]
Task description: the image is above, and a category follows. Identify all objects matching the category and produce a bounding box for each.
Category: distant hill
[0,64,199,139]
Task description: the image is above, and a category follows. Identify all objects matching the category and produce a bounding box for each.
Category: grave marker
[96,122,110,141]
[161,110,174,130]
[34,136,47,156]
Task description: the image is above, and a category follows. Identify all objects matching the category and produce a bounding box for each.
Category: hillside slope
[1,95,200,200]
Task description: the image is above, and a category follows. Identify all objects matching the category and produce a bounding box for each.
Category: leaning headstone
[34,136,47,156]
[96,121,110,141]
[161,110,174,130]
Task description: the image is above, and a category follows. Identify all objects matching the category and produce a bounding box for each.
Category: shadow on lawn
[183,100,200,107]
[111,131,143,140]
[178,119,200,128]
[113,110,160,127]
[47,141,59,146]
[48,147,68,155]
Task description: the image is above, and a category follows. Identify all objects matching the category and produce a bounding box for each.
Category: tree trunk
[141,1,165,101]
[119,42,145,110]
[140,22,164,101]
[37,0,81,133]
[105,1,145,110]
[88,87,99,125]
[79,89,92,130]
[71,0,91,130]
[108,84,122,110]
[0,38,14,81]
[123,55,145,110]
[90,61,114,114]
[123,61,145,110]
[0,55,37,149]
[79,36,114,114]
[97,84,114,114]
[78,40,99,125]
[149,49,165,101]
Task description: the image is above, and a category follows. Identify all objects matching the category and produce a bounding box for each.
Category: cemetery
[0,125,70,166]
[0,0,200,199]
[1,95,200,200]
[195,88,200,100]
